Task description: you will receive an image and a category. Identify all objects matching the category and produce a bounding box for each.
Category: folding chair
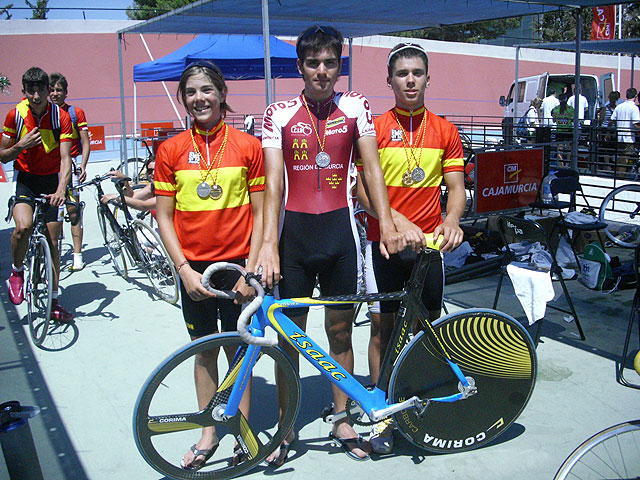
[617,244,640,389]
[529,167,579,213]
[548,175,608,266]
[492,215,586,343]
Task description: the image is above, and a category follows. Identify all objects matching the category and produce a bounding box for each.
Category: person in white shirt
[567,88,589,121]
[541,89,560,126]
[610,87,640,172]
[524,97,542,142]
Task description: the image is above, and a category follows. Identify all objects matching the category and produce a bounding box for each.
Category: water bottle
[541,170,557,204]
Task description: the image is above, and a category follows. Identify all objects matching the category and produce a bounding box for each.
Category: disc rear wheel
[389,309,537,453]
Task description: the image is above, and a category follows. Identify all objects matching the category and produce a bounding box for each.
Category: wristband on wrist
[176,260,189,274]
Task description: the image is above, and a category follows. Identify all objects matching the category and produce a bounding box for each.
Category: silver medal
[315,152,331,168]
[411,167,426,183]
[402,171,414,186]
[197,182,212,198]
[210,184,223,200]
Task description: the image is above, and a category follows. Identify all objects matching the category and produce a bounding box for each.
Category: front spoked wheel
[97,205,128,277]
[134,333,301,479]
[131,219,179,304]
[389,309,537,453]
[553,420,640,479]
[26,237,53,347]
[599,184,640,248]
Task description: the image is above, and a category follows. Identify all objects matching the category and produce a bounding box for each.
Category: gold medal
[402,171,414,186]
[190,125,229,200]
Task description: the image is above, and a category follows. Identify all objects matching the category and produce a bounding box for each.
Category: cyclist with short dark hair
[357,42,465,454]
[1,66,74,322]
[257,25,404,465]
[49,72,91,271]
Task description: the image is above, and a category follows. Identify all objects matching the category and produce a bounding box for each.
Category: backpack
[68,104,82,154]
[579,242,619,292]
[515,107,533,138]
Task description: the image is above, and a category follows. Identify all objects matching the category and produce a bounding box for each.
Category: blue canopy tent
[132,34,352,81]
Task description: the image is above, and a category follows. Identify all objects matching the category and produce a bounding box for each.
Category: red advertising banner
[88,126,106,151]
[591,6,615,40]
[474,149,543,214]
[141,122,174,138]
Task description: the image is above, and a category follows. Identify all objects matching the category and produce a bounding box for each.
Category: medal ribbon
[190,123,229,187]
[393,108,427,174]
[302,93,335,156]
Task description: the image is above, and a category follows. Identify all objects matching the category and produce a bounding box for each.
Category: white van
[499,72,614,139]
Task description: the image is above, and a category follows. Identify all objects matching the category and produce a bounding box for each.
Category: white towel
[506,264,556,325]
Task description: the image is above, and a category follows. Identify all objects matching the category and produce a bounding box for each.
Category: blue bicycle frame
[222,294,472,422]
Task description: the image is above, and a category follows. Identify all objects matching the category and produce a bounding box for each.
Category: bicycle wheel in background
[97,205,128,278]
[131,219,179,304]
[27,237,53,347]
[389,309,537,453]
[134,333,301,480]
[599,184,640,248]
[117,156,147,184]
[553,419,640,479]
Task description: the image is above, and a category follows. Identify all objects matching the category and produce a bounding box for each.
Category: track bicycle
[553,419,640,479]
[6,195,54,347]
[133,248,538,479]
[599,183,640,248]
[76,173,179,304]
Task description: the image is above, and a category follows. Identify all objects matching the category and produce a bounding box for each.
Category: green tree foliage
[395,17,521,43]
[622,3,640,38]
[25,0,48,19]
[0,4,13,19]
[127,0,196,20]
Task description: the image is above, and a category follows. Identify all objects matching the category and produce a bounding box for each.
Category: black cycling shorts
[180,259,244,338]
[14,171,60,223]
[278,207,358,317]
[371,244,444,314]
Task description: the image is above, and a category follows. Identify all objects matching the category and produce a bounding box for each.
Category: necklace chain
[302,93,335,154]
[190,124,229,186]
[393,109,427,173]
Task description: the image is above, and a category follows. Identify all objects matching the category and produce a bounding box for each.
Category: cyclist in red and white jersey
[257,25,404,464]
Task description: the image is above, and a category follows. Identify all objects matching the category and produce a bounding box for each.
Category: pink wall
[0,31,633,133]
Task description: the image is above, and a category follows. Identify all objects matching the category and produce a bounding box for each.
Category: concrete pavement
[1,159,639,480]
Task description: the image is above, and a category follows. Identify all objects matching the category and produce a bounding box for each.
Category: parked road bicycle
[76,173,178,304]
[6,195,53,347]
[133,248,537,479]
[599,183,640,248]
[118,140,154,185]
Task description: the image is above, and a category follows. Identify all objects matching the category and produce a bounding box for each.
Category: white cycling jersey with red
[262,91,375,214]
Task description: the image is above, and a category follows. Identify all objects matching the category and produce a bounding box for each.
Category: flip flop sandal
[231,445,247,466]
[267,438,294,467]
[180,443,218,470]
[329,432,371,461]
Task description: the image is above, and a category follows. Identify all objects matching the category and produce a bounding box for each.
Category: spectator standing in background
[49,72,91,271]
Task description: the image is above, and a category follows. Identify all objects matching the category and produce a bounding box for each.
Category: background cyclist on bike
[257,25,404,464]
[1,67,74,323]
[357,43,465,454]
[49,72,91,272]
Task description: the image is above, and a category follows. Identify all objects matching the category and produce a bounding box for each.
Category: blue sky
[10,1,131,20]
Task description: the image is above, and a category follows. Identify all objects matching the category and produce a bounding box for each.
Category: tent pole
[262,0,273,106]
[348,38,353,91]
[571,8,582,171]
[133,82,138,171]
[118,33,127,167]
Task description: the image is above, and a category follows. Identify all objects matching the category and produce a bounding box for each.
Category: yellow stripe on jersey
[248,175,266,189]
[154,180,176,192]
[378,146,450,188]
[174,167,251,212]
